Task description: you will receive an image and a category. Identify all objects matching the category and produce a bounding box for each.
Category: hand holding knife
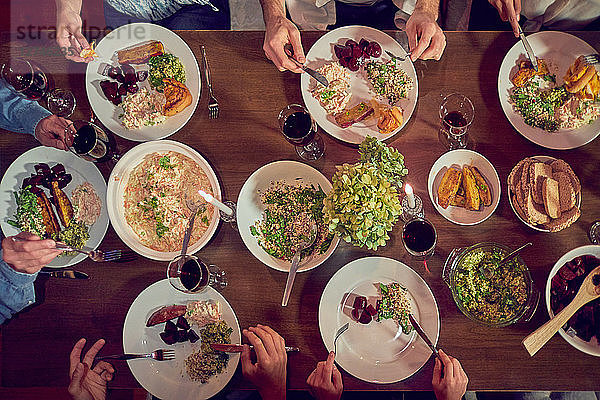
[517,25,538,72]
[284,44,329,87]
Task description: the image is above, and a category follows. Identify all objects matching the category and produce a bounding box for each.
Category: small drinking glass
[439,93,474,149]
[278,104,324,161]
[402,217,437,259]
[64,120,119,163]
[167,254,227,293]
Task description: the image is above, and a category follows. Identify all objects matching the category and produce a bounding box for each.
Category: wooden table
[1,30,599,393]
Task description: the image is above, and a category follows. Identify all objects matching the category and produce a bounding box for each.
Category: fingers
[67,362,85,397]
[504,2,520,37]
[432,356,442,385]
[288,28,305,64]
[92,361,115,381]
[332,363,343,390]
[419,30,446,61]
[438,349,454,380]
[240,343,255,375]
[323,351,335,380]
[410,29,433,61]
[82,339,105,367]
[249,326,277,356]
[69,338,86,377]
[452,357,464,381]
[243,328,269,361]
[406,25,418,60]
[259,324,286,354]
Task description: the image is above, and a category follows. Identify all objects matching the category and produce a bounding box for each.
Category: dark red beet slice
[359,38,369,50]
[164,320,177,333]
[55,174,72,189]
[188,329,200,343]
[160,331,177,345]
[51,163,65,176]
[345,39,358,48]
[127,84,139,94]
[353,296,366,310]
[111,96,122,106]
[100,80,118,99]
[347,58,360,72]
[177,329,189,343]
[365,303,377,317]
[108,66,121,80]
[115,73,125,83]
[351,46,363,59]
[367,42,382,58]
[136,70,148,82]
[351,308,360,321]
[334,44,345,60]
[176,316,190,330]
[358,310,372,324]
[340,46,352,59]
[118,84,128,96]
[28,174,44,187]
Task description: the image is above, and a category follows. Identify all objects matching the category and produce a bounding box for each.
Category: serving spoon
[522,265,600,356]
[479,242,532,280]
[281,217,317,307]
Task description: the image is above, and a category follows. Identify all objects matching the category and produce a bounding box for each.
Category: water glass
[439,93,474,149]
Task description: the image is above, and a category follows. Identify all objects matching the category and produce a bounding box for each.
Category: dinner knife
[408,314,438,358]
[210,343,299,353]
[39,269,89,279]
[284,44,329,87]
[517,25,538,72]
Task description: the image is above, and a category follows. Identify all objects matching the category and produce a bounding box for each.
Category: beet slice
[34,163,51,176]
[177,329,189,343]
[353,296,366,310]
[188,329,200,343]
[359,38,369,50]
[108,66,121,79]
[365,303,377,317]
[51,163,65,177]
[176,316,190,330]
[358,310,372,324]
[160,331,177,345]
[345,39,358,48]
[164,320,177,333]
[334,44,345,60]
[351,308,360,321]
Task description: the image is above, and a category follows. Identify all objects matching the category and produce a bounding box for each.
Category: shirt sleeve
[0,79,51,136]
[0,249,37,324]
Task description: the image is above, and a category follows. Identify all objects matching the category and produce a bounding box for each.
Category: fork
[385,49,412,62]
[201,46,219,119]
[333,322,349,354]
[54,243,137,263]
[96,349,175,361]
[583,54,600,65]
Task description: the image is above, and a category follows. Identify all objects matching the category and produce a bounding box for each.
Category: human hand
[263,16,305,73]
[406,9,446,61]
[56,5,92,62]
[34,115,72,150]
[488,0,521,37]
[2,232,62,274]
[241,325,287,400]
[68,338,115,400]
[306,351,343,400]
[432,349,468,400]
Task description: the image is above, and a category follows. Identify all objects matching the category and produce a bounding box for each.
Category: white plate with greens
[301,25,418,144]
[0,147,109,268]
[318,256,439,383]
[498,31,600,149]
[86,23,200,142]
[236,161,339,273]
[123,279,241,400]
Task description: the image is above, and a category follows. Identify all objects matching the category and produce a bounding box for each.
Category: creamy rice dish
[121,88,166,130]
[311,62,351,114]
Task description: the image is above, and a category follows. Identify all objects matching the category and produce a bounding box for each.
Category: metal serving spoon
[281,216,317,307]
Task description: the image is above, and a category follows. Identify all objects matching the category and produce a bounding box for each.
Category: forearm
[0,253,37,324]
[259,0,286,25]
[55,0,82,14]
[414,0,439,19]
[0,81,51,135]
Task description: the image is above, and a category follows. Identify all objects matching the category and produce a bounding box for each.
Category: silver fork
[201,46,219,119]
[96,349,175,361]
[54,243,137,263]
[583,54,600,65]
[333,322,349,354]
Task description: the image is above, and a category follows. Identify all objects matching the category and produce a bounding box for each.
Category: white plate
[236,161,339,273]
[507,155,581,233]
[428,150,500,225]
[0,147,109,268]
[318,256,439,383]
[86,23,200,142]
[301,25,418,144]
[545,245,600,357]
[498,31,600,150]
[107,140,221,260]
[123,279,241,400]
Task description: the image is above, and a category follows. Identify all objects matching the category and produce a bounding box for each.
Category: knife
[210,343,299,353]
[408,314,438,358]
[39,269,89,279]
[517,25,538,72]
[284,44,329,87]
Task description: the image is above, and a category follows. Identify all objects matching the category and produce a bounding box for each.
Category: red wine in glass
[443,111,467,128]
[22,66,48,101]
[283,111,316,146]
[180,258,210,291]
[402,218,437,257]
[68,120,118,163]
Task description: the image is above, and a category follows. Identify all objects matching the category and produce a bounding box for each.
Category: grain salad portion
[377,282,413,334]
[185,320,232,383]
[365,60,413,105]
[250,181,334,262]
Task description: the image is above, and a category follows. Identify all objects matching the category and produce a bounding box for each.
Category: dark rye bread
[543,207,581,232]
[530,162,553,204]
[554,171,577,212]
[550,159,581,193]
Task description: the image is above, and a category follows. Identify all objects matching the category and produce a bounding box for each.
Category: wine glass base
[296,135,325,161]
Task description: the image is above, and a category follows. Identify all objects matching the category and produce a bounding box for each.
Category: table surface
[1,30,599,392]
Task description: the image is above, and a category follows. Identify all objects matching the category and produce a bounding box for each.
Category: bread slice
[550,159,581,193]
[471,166,492,206]
[437,168,462,209]
[508,159,526,192]
[515,180,528,212]
[512,194,528,222]
[526,192,550,225]
[542,177,561,219]
[530,162,553,204]
[553,171,577,212]
[462,166,480,211]
[521,159,534,197]
[543,206,581,232]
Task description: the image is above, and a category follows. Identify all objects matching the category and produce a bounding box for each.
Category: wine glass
[589,221,600,244]
[439,93,474,149]
[1,58,76,117]
[64,120,120,163]
[402,217,437,267]
[167,254,227,293]
[278,104,324,161]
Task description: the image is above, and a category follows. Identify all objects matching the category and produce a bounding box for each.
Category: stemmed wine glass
[1,58,76,117]
[402,217,437,273]
[64,120,120,163]
[278,104,324,161]
[167,254,227,293]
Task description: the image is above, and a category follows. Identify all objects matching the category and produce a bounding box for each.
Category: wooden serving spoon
[522,265,600,356]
